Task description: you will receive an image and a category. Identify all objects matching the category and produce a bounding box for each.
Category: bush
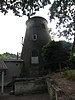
[63,69,75,81]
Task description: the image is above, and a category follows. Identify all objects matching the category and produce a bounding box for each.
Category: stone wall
[14,76,47,95]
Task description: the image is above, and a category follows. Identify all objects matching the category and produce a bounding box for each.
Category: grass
[63,69,75,81]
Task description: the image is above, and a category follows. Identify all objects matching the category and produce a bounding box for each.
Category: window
[32,34,37,41]
[31,50,39,64]
[32,50,38,57]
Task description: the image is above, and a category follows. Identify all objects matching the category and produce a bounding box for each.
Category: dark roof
[0,60,8,71]
[26,16,48,25]
[4,59,24,62]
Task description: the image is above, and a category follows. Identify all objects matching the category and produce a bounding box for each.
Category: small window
[32,34,37,41]
[32,50,38,57]
[31,50,39,64]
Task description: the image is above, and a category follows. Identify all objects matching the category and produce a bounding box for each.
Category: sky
[0,11,27,54]
[0,5,73,54]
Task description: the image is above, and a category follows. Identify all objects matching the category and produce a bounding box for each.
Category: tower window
[31,50,39,64]
[33,34,37,41]
[32,50,38,57]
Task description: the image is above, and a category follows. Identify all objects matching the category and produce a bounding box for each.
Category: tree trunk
[59,63,62,74]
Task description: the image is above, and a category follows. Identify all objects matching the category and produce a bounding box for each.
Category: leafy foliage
[0,0,75,38]
[0,52,16,59]
[49,0,75,39]
[67,57,75,69]
[63,69,75,81]
[0,0,51,17]
[42,41,71,71]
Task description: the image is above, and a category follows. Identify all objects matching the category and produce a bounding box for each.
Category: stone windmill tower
[21,16,51,78]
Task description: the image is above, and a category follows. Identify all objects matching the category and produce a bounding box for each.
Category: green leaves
[49,0,75,38]
[42,41,71,71]
[0,0,75,39]
[0,0,51,18]
[0,52,16,59]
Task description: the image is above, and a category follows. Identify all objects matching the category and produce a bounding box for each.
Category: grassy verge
[63,69,75,81]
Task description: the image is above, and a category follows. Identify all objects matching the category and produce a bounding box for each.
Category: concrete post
[1,71,4,94]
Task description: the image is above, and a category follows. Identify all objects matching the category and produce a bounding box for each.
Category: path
[0,93,50,100]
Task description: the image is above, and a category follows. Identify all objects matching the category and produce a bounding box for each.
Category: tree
[0,0,51,17]
[42,41,71,72]
[49,0,75,39]
[0,52,16,59]
[0,0,74,39]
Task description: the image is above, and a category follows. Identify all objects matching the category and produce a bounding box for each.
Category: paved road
[0,93,50,100]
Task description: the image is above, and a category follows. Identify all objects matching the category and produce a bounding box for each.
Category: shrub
[63,69,75,81]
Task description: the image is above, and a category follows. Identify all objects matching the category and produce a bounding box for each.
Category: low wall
[14,76,47,95]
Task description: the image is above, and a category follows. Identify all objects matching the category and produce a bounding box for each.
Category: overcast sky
[0,5,72,54]
[0,9,28,54]
[0,5,49,54]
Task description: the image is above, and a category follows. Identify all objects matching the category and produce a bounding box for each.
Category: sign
[31,56,39,64]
